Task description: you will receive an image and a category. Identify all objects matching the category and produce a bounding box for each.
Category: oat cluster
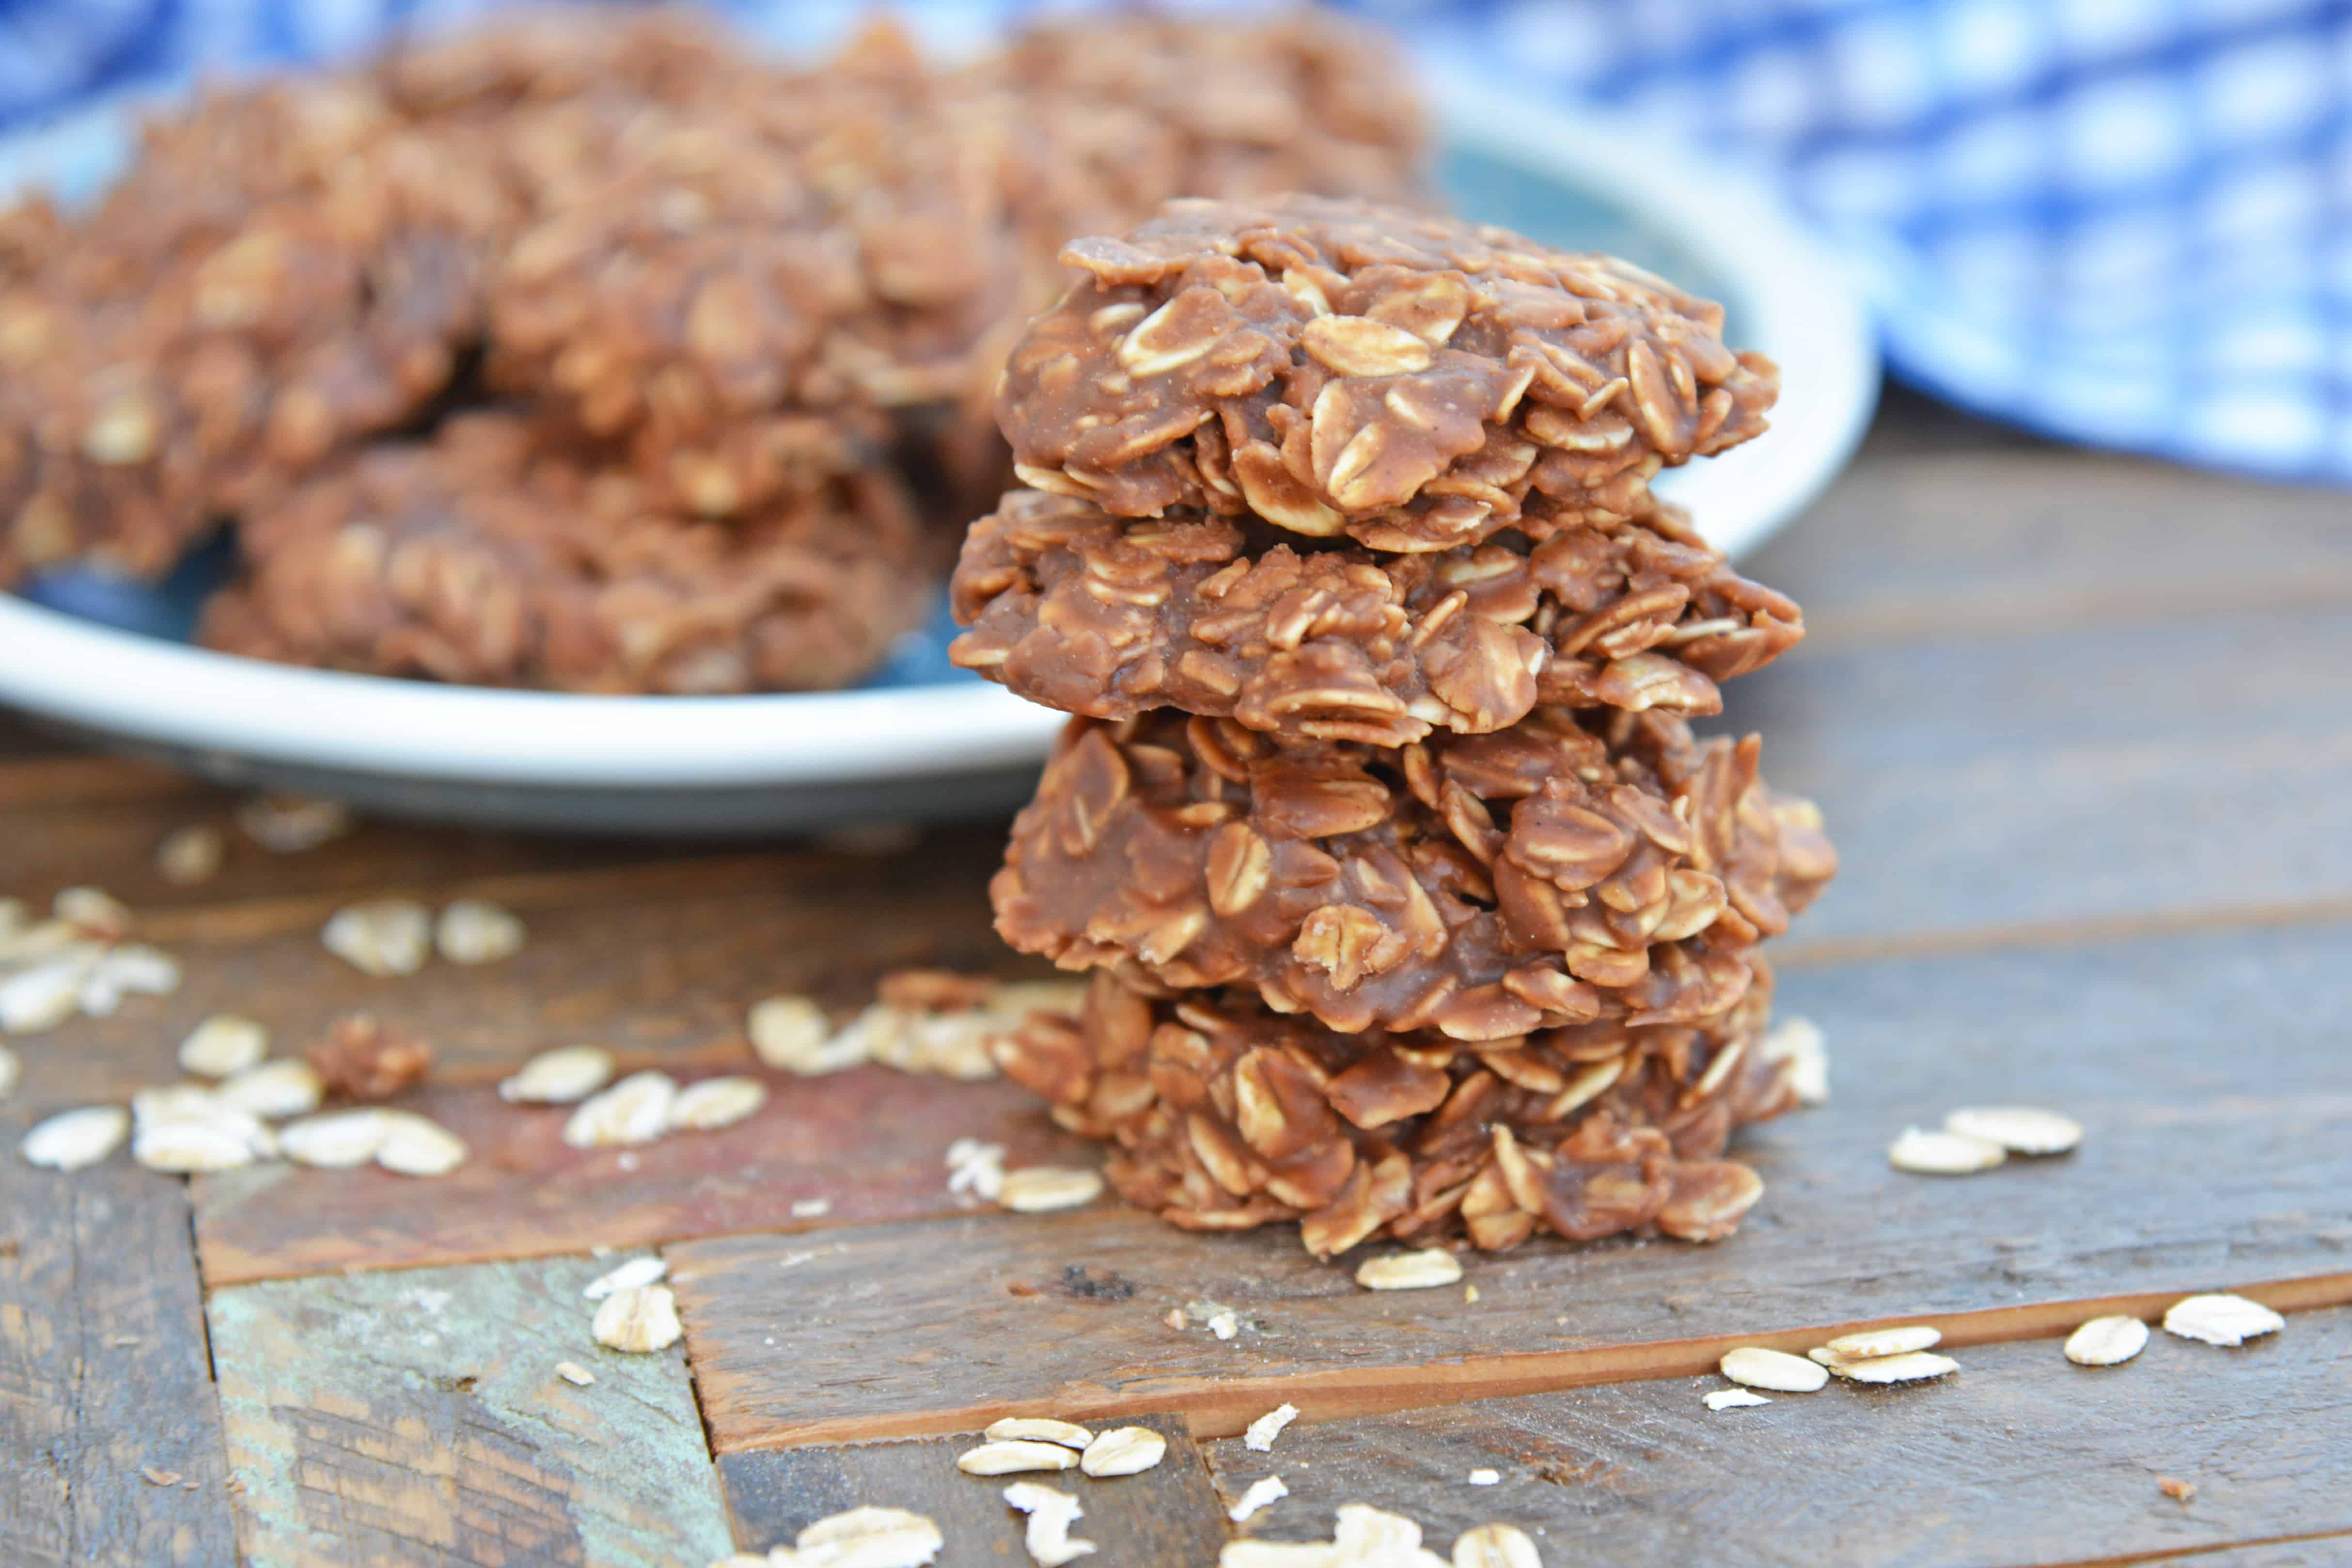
[955,195,1836,1257]
[1,9,1425,694]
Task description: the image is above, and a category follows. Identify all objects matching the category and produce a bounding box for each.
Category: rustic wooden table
[4,391,2349,1568]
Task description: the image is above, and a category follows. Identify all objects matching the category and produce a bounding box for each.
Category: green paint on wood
[207,1252,733,1568]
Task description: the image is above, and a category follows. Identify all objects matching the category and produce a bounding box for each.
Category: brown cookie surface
[992,706,1835,1039]
[199,412,929,693]
[994,970,1793,1256]
[999,194,1778,549]
[950,486,1803,745]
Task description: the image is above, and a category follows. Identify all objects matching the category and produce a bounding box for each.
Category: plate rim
[0,79,1877,791]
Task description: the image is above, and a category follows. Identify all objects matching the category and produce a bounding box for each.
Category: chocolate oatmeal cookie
[198,412,927,693]
[950,486,1803,745]
[0,83,515,585]
[998,195,1777,549]
[991,707,1835,1040]
[993,970,1793,1254]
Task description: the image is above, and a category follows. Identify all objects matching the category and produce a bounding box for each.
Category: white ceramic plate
[0,80,1877,835]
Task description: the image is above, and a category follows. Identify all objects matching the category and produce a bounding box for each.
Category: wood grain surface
[205,1253,732,1568]
[0,1113,238,1568]
[670,919,2352,1449]
[193,1065,1099,1285]
[3,832,1029,1108]
[719,1415,1225,1568]
[1201,1306,2352,1568]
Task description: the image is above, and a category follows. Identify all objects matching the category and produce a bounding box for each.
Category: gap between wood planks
[2053,1530,2352,1568]
[1772,892,2352,971]
[707,1269,2352,1450]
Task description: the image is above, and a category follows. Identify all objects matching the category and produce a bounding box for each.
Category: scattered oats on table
[1705,1388,1773,1411]
[583,1255,667,1300]
[435,898,526,965]
[154,824,225,885]
[1078,1426,1165,1477]
[178,1014,269,1079]
[790,1197,832,1218]
[986,1417,1094,1449]
[1822,1350,1959,1384]
[1718,1347,1827,1393]
[1467,1468,1501,1486]
[748,994,864,1074]
[1003,1480,1096,1567]
[554,1360,596,1387]
[2065,1315,2150,1366]
[1887,1125,2007,1175]
[54,886,133,940]
[0,1043,17,1101]
[668,1074,768,1131]
[1453,1521,1541,1568]
[563,1070,678,1148]
[279,1109,390,1168]
[1824,1325,1941,1360]
[21,1105,131,1171]
[768,1506,942,1568]
[1243,1403,1300,1452]
[320,899,432,976]
[1759,1015,1829,1105]
[499,1045,614,1104]
[996,1165,1102,1213]
[1944,1105,2082,1156]
[373,1110,468,1176]
[592,1284,683,1353]
[1355,1249,1463,1291]
[956,1440,1079,1476]
[1226,1474,1287,1523]
[2159,1476,2196,1504]
[236,795,352,853]
[2162,1293,2283,1347]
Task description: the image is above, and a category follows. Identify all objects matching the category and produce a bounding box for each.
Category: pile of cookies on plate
[960,195,1838,1255]
[0,8,1423,692]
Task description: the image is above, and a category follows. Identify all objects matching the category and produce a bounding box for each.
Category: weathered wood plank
[1743,441,2352,653]
[0,1113,238,1568]
[0,788,721,920]
[193,1066,1099,1286]
[1201,1305,2352,1568]
[5,830,1022,1108]
[206,1253,732,1568]
[668,919,2352,1450]
[718,1415,1225,1568]
[1732,604,2352,956]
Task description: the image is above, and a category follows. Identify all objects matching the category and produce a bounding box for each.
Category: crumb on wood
[2159,1476,2196,1504]
[306,1013,433,1100]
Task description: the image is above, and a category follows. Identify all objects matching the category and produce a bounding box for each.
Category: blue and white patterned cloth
[2,0,2348,485]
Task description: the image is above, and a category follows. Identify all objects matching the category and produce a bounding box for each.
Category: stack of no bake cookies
[954,196,1838,1258]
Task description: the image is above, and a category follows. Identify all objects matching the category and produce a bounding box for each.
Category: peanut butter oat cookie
[992,707,1834,1040]
[994,970,1793,1255]
[198,412,927,693]
[950,486,1802,744]
[999,194,1776,549]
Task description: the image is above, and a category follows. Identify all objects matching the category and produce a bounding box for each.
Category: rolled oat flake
[956,1440,1079,1476]
[1943,1105,2082,1156]
[1079,1426,1166,1477]
[996,1166,1103,1213]
[1718,1346,1827,1392]
[786,1506,942,1568]
[2064,1315,2150,1366]
[1828,1350,1959,1384]
[1886,1126,2006,1175]
[1355,1248,1464,1290]
[2162,1293,2284,1347]
[1823,1324,1942,1360]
